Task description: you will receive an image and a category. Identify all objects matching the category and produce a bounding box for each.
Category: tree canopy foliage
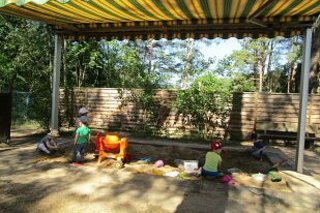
[0,15,53,126]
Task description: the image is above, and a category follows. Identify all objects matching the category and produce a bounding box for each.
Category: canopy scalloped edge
[0,0,70,7]
[0,0,318,39]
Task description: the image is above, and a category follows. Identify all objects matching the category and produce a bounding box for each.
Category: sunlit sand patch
[45,168,68,178]
[69,173,118,196]
[232,172,291,192]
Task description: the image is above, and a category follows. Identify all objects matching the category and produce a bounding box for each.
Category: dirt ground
[128,144,272,173]
[28,140,279,182]
[1,135,303,213]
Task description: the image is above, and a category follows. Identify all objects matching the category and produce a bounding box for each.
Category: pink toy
[154,160,164,167]
[222,175,235,185]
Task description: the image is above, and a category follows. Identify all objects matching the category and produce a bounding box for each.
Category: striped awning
[1,0,319,39]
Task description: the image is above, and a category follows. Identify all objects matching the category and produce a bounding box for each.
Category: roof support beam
[248,0,278,28]
[50,34,62,136]
[296,28,312,173]
[248,19,267,28]
[55,21,311,40]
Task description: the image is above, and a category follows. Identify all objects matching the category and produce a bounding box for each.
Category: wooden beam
[56,26,307,40]
[248,0,279,20]
[248,19,268,28]
[54,20,312,39]
[248,0,279,28]
[55,21,312,34]
[312,14,320,30]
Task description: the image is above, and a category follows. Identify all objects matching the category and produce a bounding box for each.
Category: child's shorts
[201,169,223,177]
[251,149,264,159]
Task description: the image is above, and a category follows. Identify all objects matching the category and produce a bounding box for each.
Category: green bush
[175,74,254,139]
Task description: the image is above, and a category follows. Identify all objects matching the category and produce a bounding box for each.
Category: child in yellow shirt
[201,140,223,177]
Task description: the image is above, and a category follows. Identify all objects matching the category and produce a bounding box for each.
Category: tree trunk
[287,40,294,93]
[293,63,301,93]
[310,28,320,93]
[182,38,194,89]
[146,38,154,75]
[258,41,269,92]
[259,60,265,92]
[62,40,67,87]
[287,63,294,93]
[266,41,274,92]
[253,50,259,91]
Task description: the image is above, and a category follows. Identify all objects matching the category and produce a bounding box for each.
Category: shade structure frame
[50,34,62,137]
[296,28,313,173]
[0,0,319,39]
[54,18,310,41]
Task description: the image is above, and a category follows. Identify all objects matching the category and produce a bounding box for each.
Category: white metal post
[51,34,62,136]
[295,28,312,173]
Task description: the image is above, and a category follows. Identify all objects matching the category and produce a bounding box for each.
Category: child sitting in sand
[250,132,266,160]
[37,132,59,155]
[201,140,223,178]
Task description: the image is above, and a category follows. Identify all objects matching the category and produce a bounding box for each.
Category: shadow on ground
[0,135,319,213]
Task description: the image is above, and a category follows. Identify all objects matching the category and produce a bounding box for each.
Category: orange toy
[94,132,128,167]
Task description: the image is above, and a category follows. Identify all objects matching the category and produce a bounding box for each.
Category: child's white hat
[78,107,88,115]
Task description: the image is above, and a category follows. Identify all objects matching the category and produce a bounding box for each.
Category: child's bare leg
[38,144,50,154]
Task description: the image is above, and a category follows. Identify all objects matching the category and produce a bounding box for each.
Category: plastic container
[251,173,267,182]
[183,160,198,173]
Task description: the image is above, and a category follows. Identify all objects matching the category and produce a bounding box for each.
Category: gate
[0,93,12,143]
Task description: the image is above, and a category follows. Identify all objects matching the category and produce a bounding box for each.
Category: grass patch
[11,120,42,130]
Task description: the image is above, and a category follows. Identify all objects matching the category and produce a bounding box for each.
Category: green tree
[175,74,254,139]
[0,15,53,127]
[216,37,303,93]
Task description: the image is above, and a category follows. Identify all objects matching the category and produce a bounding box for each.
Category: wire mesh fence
[11,91,42,129]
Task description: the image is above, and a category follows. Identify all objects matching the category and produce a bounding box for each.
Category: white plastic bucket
[183,160,198,173]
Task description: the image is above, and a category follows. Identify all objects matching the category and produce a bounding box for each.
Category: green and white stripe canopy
[1,0,319,39]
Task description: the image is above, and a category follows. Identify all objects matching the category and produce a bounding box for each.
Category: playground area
[0,132,320,213]
[1,1,320,212]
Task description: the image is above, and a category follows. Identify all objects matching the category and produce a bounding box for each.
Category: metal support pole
[295,28,312,173]
[51,34,62,136]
